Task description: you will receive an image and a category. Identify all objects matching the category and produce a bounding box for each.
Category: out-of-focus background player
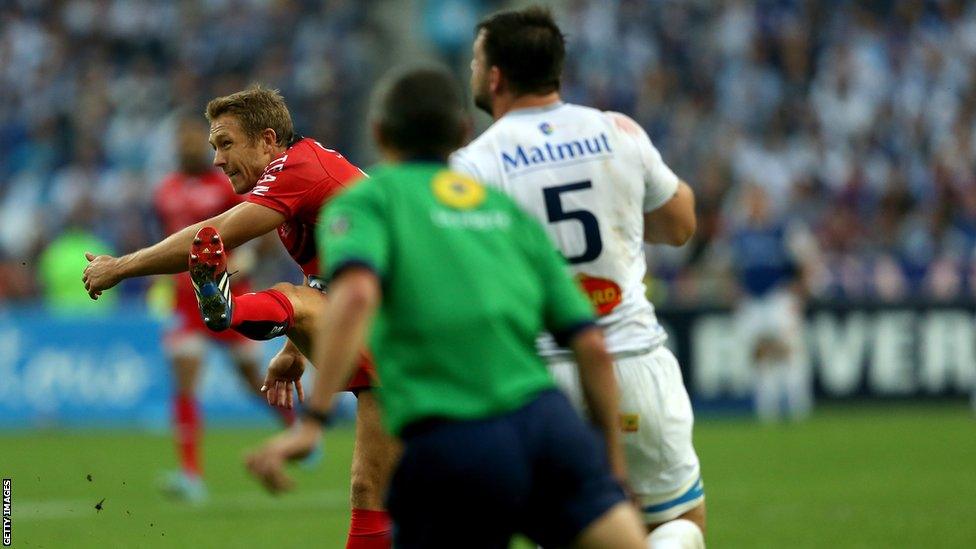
[728,184,816,423]
[152,115,296,502]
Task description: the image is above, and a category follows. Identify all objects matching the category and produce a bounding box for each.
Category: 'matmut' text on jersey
[451,102,680,357]
[501,133,612,173]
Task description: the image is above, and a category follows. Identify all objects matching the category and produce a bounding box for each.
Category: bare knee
[686,502,707,534]
[269,282,300,307]
[349,469,384,510]
[272,282,325,333]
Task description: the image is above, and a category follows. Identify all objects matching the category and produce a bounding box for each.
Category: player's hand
[82,252,122,300]
[244,420,321,494]
[261,347,306,409]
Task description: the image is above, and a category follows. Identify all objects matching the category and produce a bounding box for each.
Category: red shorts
[346,351,378,392]
[308,275,378,392]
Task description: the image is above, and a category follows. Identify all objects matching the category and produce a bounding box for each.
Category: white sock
[647,518,704,549]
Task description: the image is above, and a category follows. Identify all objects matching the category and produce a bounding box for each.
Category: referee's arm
[305,266,381,415]
[569,328,628,484]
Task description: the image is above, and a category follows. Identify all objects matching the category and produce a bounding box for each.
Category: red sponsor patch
[576,273,623,316]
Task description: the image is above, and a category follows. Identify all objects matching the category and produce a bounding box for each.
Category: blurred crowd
[558,0,976,304]
[3,0,976,307]
[0,0,378,304]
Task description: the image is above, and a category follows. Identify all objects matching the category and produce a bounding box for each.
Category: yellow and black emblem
[432,170,486,210]
[620,413,640,433]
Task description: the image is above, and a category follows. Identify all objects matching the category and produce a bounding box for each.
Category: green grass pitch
[2,402,974,548]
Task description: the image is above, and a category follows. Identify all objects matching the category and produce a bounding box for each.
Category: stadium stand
[3,0,976,306]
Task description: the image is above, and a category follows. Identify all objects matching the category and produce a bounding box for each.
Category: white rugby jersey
[450,102,679,357]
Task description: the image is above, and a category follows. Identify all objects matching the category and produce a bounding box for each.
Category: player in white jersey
[450,7,705,546]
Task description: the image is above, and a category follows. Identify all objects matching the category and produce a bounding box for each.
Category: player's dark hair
[374,67,467,161]
[476,6,565,96]
[205,85,294,147]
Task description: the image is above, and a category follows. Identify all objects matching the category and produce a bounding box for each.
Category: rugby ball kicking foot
[189,226,233,332]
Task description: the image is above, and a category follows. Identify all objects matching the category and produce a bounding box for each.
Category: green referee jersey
[317,162,595,435]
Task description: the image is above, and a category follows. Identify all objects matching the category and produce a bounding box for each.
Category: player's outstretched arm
[570,327,628,483]
[83,202,285,299]
[644,180,696,246]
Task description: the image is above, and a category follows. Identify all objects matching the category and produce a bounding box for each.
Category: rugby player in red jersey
[83,87,396,548]
[154,115,296,502]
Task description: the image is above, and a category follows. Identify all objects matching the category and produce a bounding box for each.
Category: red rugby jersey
[155,169,243,235]
[246,138,367,276]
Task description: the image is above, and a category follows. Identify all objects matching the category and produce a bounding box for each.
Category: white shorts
[736,289,803,354]
[548,346,703,523]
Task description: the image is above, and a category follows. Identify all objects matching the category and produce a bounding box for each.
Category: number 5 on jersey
[543,181,602,264]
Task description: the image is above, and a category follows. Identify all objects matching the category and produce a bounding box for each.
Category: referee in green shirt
[257,67,646,548]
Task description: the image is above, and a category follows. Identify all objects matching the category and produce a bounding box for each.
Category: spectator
[4,1,976,307]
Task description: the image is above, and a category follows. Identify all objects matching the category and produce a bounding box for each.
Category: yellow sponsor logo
[620,414,640,433]
[432,170,486,210]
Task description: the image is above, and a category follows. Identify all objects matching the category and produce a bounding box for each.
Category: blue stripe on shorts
[643,477,704,514]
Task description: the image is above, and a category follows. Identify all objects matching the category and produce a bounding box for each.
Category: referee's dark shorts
[387,389,627,548]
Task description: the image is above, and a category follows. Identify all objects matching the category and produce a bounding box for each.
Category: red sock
[346,508,392,549]
[230,289,294,340]
[278,407,297,426]
[173,393,201,477]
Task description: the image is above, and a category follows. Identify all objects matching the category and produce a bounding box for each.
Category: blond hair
[205,85,294,146]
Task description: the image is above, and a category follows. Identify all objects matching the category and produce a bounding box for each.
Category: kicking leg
[188,226,342,344]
